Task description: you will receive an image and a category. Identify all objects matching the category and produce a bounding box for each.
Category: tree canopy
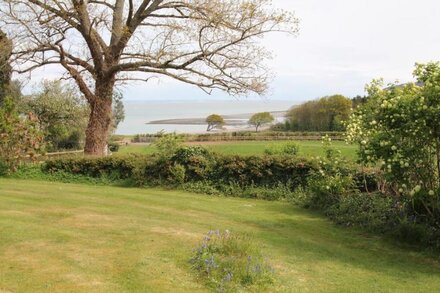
[206,114,225,131]
[19,80,90,151]
[248,112,274,132]
[286,95,352,131]
[0,0,299,155]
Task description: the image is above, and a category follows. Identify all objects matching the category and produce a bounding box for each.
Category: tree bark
[84,80,114,156]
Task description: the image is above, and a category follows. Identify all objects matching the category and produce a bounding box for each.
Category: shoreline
[146,110,287,126]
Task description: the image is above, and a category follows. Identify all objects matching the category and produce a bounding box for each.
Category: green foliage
[111,91,125,132]
[181,181,295,201]
[286,95,352,131]
[19,80,89,152]
[181,181,224,196]
[326,192,399,233]
[0,160,9,176]
[8,164,128,186]
[132,131,345,143]
[191,230,273,292]
[282,136,440,250]
[346,62,440,223]
[206,114,225,131]
[168,163,186,185]
[43,154,145,181]
[0,97,45,173]
[152,132,184,159]
[0,30,12,105]
[264,142,299,156]
[108,142,120,152]
[294,136,358,209]
[43,148,317,198]
[248,112,275,132]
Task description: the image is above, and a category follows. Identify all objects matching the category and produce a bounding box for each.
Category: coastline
[146,110,287,126]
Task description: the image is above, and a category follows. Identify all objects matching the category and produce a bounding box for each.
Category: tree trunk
[84,80,114,156]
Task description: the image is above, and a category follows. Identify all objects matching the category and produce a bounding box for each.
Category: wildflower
[223,272,233,282]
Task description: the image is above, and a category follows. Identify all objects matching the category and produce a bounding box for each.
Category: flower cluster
[190,230,273,292]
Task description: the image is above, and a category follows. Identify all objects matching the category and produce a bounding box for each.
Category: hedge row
[43,152,318,189]
[132,131,344,143]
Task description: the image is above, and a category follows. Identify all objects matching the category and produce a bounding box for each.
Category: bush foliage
[44,149,317,200]
[0,97,45,174]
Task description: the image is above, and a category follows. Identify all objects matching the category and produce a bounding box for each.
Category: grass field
[118,140,358,160]
[1,178,439,292]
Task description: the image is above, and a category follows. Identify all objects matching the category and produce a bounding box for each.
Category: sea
[116,99,295,135]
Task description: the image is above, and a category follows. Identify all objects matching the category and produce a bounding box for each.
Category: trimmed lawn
[118,140,357,160]
[0,178,439,292]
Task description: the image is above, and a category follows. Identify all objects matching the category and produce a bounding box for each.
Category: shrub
[173,146,214,181]
[326,192,399,232]
[213,154,315,188]
[44,154,144,180]
[0,97,45,173]
[0,160,9,176]
[241,183,294,201]
[346,62,440,222]
[153,133,183,159]
[181,181,223,196]
[299,135,358,209]
[190,230,273,292]
[304,174,356,210]
[168,163,186,185]
[264,142,299,156]
[108,142,120,152]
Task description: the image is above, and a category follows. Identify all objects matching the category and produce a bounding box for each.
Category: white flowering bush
[346,62,440,221]
[297,135,357,209]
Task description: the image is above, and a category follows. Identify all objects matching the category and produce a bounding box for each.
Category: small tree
[153,133,184,159]
[0,97,44,173]
[206,114,225,131]
[20,80,89,151]
[111,91,125,133]
[249,112,274,132]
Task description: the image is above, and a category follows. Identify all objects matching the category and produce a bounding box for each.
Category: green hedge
[43,154,144,180]
[132,131,345,143]
[44,152,318,191]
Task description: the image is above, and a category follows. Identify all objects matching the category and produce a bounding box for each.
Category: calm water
[116,99,294,135]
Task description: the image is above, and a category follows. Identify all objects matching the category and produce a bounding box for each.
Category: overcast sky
[26,0,440,103]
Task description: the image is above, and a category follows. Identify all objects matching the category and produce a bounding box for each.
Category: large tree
[0,0,298,155]
[0,29,12,104]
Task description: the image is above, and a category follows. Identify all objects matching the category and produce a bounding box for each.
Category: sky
[23,0,440,103]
